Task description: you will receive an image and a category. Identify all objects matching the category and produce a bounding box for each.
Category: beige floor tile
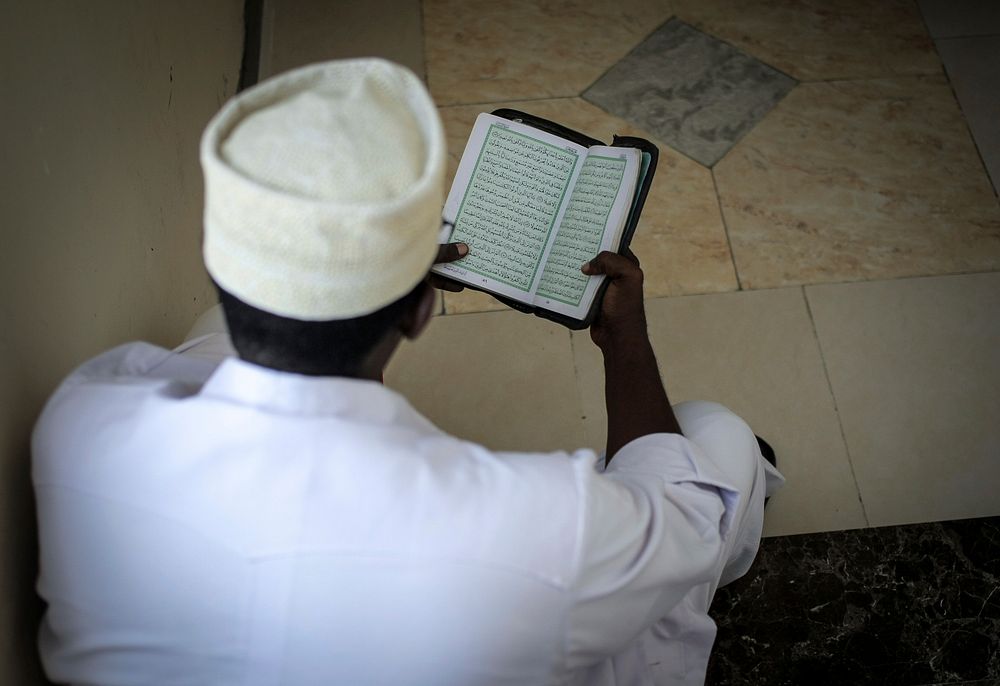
[423,0,673,105]
[438,98,737,314]
[673,0,939,81]
[571,288,868,536]
[715,76,1000,290]
[442,288,509,315]
[385,309,587,452]
[805,272,1000,528]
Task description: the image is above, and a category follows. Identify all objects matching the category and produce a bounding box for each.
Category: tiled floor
[257,0,1000,534]
[390,0,1000,538]
[584,19,797,167]
[259,0,1000,681]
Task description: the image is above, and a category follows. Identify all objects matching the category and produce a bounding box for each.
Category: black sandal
[755,435,776,508]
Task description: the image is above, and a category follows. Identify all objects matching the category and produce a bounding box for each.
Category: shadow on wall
[0,1,246,683]
[0,387,45,682]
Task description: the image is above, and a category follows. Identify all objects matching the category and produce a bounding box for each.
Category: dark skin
[367,242,681,463]
[581,249,682,463]
[356,242,469,380]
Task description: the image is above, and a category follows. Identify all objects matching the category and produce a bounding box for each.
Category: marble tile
[571,288,868,536]
[707,517,1000,685]
[805,273,1000,528]
[442,287,508,315]
[423,0,673,106]
[384,309,587,452]
[583,19,797,167]
[438,98,737,314]
[672,0,940,81]
[936,36,1000,197]
[919,0,1000,38]
[714,76,1000,290]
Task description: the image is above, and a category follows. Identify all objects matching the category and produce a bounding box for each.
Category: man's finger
[623,247,640,268]
[581,251,639,279]
[435,242,469,264]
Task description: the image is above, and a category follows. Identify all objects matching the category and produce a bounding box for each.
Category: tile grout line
[710,169,743,290]
[438,268,1000,317]
[437,93,580,110]
[796,73,941,84]
[800,285,871,527]
[578,14,681,97]
[934,33,1000,40]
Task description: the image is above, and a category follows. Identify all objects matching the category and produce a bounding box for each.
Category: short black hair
[216,281,426,377]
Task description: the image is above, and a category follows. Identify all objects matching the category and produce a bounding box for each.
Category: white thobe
[33,320,783,686]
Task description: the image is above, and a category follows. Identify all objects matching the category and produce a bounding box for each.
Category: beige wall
[0,1,244,681]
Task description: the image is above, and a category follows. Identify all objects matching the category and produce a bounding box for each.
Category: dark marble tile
[707,517,1000,685]
[935,36,1000,197]
[583,18,796,167]
[918,0,1000,38]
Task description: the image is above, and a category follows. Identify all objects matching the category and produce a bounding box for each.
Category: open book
[432,111,656,329]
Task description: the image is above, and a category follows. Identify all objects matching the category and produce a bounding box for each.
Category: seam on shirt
[35,483,575,592]
[34,483,247,555]
[568,457,590,590]
[243,548,574,591]
[170,334,217,357]
[563,457,591,663]
[560,455,591,676]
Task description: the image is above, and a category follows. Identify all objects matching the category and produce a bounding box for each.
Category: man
[33,59,783,685]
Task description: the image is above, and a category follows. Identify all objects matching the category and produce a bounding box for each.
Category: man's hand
[583,248,681,456]
[427,242,469,292]
[581,249,647,350]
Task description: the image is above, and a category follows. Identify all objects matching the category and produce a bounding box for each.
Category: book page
[534,146,640,319]
[433,114,586,303]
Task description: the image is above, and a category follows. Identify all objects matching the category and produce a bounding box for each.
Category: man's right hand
[583,248,681,456]
[582,249,648,351]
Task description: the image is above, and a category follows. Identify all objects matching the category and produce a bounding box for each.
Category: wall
[0,1,244,681]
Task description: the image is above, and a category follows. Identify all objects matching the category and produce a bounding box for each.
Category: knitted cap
[200,58,445,320]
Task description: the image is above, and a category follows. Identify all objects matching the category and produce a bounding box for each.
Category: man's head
[215,278,433,377]
[199,59,446,377]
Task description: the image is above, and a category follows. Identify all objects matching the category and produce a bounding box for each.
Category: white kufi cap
[201,58,445,319]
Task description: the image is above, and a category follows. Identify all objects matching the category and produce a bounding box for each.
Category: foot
[755,435,776,508]
[755,435,776,469]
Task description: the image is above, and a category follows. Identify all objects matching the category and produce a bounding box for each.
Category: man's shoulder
[60,341,219,386]
[32,342,219,474]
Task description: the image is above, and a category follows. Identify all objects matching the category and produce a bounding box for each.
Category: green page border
[450,124,578,292]
[536,154,627,307]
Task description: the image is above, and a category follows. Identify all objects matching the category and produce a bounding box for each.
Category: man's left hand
[427,242,469,292]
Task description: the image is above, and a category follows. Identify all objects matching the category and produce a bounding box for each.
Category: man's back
[32,58,782,686]
[33,343,601,684]
[37,341,733,685]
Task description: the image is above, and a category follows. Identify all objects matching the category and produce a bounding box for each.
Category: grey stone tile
[918,0,1000,38]
[936,36,1000,196]
[583,18,796,167]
